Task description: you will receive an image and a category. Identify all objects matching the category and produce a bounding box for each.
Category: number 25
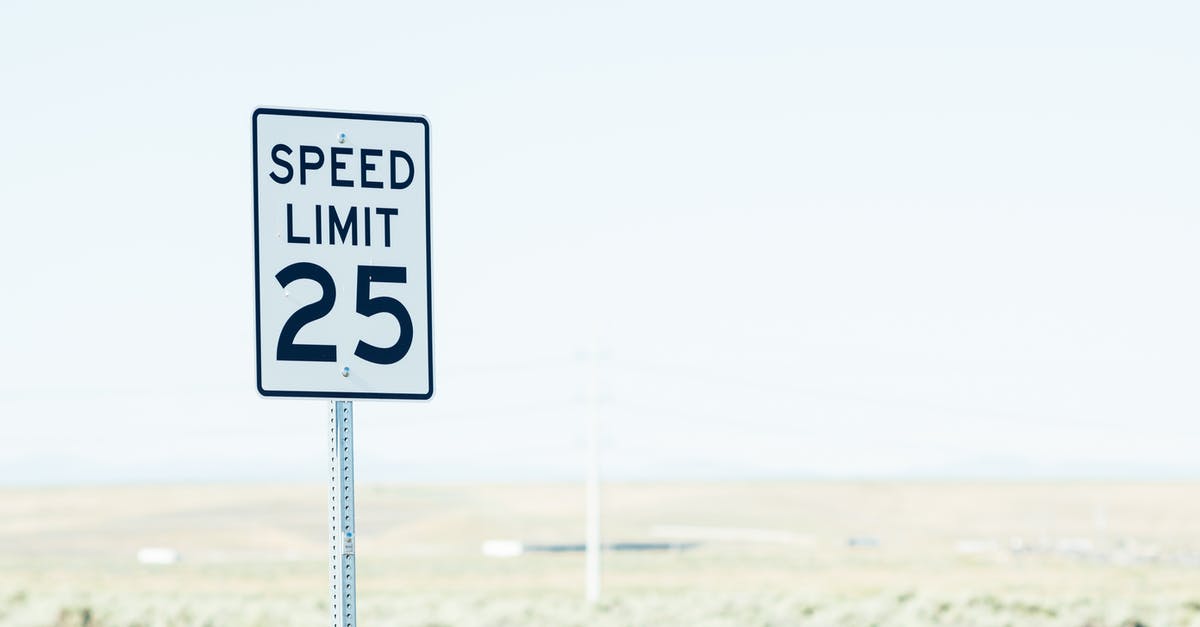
[275,263,414,365]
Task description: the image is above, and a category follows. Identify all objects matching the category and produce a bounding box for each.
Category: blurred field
[3,482,1200,626]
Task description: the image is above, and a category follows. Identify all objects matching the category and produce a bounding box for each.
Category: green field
[3,482,1200,626]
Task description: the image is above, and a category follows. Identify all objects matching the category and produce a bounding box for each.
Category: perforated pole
[330,401,356,627]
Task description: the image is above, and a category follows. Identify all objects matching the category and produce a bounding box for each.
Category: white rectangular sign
[253,108,432,399]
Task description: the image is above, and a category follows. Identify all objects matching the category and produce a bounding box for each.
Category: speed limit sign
[252,108,432,399]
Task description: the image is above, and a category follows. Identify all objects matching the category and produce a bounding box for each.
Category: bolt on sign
[253,108,433,399]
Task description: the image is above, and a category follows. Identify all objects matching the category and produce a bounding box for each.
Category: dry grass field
[2,482,1200,626]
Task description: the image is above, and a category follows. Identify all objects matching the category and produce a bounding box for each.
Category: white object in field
[650,525,810,545]
[481,540,525,558]
[584,348,601,604]
[1055,537,1095,555]
[253,108,433,400]
[954,539,1000,555]
[136,548,180,565]
[330,401,356,627]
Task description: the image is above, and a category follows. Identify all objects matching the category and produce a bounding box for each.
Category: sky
[1,0,1199,484]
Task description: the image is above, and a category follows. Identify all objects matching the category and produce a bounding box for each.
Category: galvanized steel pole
[330,401,357,627]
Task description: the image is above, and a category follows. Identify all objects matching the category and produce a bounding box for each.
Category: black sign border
[253,107,434,400]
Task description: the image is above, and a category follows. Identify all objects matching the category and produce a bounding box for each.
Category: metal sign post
[330,401,356,627]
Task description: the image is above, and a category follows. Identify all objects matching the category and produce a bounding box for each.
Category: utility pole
[585,362,601,604]
[581,343,604,605]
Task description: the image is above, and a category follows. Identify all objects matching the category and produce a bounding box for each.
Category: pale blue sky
[1,0,1198,483]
